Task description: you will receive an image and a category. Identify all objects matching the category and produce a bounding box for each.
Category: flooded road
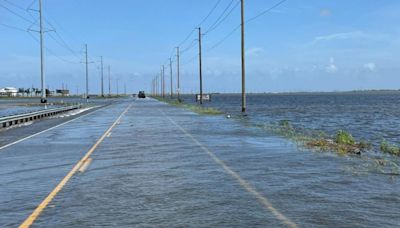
[0,98,399,227]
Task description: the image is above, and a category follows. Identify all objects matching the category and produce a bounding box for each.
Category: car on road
[138,91,146,98]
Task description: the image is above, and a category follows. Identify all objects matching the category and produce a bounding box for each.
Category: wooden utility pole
[162,65,165,98]
[155,76,158,96]
[85,44,89,103]
[241,0,246,113]
[169,58,173,98]
[176,47,181,101]
[116,78,119,96]
[108,65,111,97]
[198,27,203,105]
[157,75,160,96]
[100,56,104,97]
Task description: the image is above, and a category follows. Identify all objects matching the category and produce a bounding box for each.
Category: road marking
[160,110,297,228]
[0,106,103,151]
[19,104,131,228]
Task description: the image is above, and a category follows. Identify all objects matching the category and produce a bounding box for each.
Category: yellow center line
[19,104,132,228]
[159,109,297,228]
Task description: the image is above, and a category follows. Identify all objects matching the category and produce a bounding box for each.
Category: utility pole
[158,74,160,96]
[108,65,111,97]
[39,0,46,103]
[116,78,119,96]
[124,82,126,95]
[85,44,89,103]
[176,47,181,101]
[169,58,173,98]
[162,65,165,98]
[241,0,246,113]
[100,56,104,97]
[156,75,159,96]
[198,27,203,105]
[154,78,156,96]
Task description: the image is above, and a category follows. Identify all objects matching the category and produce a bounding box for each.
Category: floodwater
[182,91,400,153]
[0,97,112,117]
[0,97,399,227]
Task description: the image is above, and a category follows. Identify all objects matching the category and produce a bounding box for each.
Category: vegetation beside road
[153,96,222,115]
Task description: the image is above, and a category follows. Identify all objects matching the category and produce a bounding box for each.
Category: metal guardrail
[0,105,81,128]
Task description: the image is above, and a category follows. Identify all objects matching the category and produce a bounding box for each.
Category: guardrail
[0,105,81,128]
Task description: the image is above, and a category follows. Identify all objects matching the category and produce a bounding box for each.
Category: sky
[0,0,400,94]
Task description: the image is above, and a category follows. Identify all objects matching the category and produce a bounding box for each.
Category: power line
[0,3,34,23]
[182,54,198,66]
[178,29,195,47]
[203,0,237,35]
[0,22,26,32]
[44,19,81,58]
[47,32,81,59]
[206,24,240,52]
[181,39,197,54]
[28,31,80,64]
[206,0,289,53]
[247,0,288,23]
[27,0,38,12]
[2,0,28,12]
[197,0,222,26]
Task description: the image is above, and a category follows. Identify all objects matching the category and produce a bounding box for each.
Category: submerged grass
[266,120,400,174]
[153,96,222,115]
[380,140,400,156]
[264,120,372,155]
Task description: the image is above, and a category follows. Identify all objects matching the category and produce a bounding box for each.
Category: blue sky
[1,0,399,94]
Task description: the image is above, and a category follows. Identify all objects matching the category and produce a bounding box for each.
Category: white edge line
[0,106,104,151]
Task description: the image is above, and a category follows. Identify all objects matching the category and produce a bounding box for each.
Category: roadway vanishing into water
[0,98,398,227]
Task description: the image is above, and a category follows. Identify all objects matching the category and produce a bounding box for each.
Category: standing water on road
[181,91,400,173]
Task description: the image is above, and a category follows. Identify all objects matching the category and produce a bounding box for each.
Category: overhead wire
[197,0,222,27]
[205,0,289,53]
[0,3,34,23]
[0,22,26,32]
[27,31,80,64]
[246,0,288,23]
[203,0,240,35]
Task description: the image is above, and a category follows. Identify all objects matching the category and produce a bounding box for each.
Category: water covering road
[0,98,398,227]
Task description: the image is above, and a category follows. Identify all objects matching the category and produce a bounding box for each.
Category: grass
[153,96,222,115]
[264,120,371,155]
[380,140,400,156]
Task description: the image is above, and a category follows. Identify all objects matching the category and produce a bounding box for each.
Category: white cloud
[363,62,376,71]
[326,57,337,73]
[246,47,264,57]
[314,31,366,43]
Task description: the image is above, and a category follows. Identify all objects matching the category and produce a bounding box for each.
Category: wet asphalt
[0,98,399,227]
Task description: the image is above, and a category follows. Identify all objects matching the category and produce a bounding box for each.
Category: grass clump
[380,140,400,156]
[335,130,355,145]
[185,105,222,115]
[153,96,222,115]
